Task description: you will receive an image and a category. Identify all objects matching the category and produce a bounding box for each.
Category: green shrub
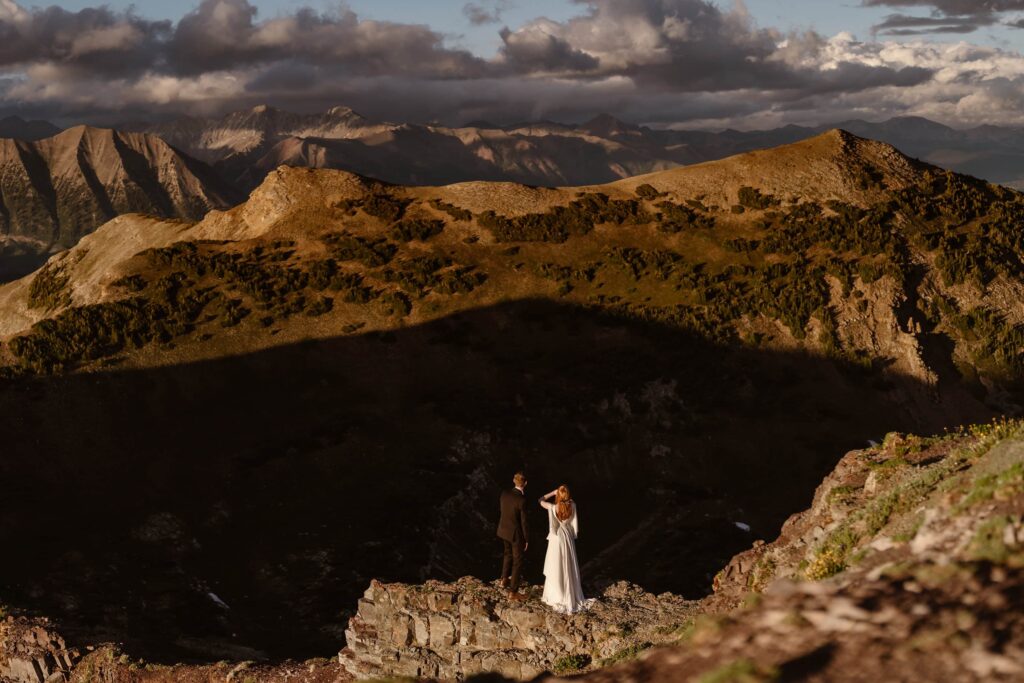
[429,199,472,221]
[388,219,445,242]
[635,183,662,200]
[737,186,780,210]
[305,296,334,317]
[480,193,649,243]
[600,642,652,667]
[656,201,715,232]
[28,263,71,310]
[551,654,591,675]
[378,291,412,317]
[384,257,486,297]
[323,232,397,267]
[698,658,779,683]
[110,274,147,292]
[340,194,411,222]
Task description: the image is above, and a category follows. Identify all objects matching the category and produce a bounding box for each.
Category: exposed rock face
[341,578,697,680]
[0,617,78,683]
[0,126,239,280]
[140,105,687,191]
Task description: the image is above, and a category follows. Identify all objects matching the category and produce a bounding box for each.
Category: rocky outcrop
[340,578,697,680]
[0,617,78,683]
[546,564,1024,682]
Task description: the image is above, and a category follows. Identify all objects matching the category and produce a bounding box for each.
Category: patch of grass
[551,653,592,675]
[599,642,652,667]
[891,511,925,543]
[961,463,1024,509]
[805,525,859,580]
[698,658,779,683]
[968,516,1012,563]
[747,554,777,592]
[827,485,861,505]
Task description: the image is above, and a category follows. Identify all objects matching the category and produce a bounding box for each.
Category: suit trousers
[500,536,525,591]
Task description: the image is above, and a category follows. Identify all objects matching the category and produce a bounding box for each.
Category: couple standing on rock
[497,472,591,614]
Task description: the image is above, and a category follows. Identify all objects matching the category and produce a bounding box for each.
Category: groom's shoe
[508,590,526,602]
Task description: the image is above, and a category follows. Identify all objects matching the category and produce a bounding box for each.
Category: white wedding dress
[540,500,591,613]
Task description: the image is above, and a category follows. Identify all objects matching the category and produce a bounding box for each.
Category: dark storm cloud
[873,13,995,34]
[498,23,599,72]
[863,0,1024,34]
[499,0,931,94]
[864,1,1024,12]
[167,0,487,78]
[0,2,168,73]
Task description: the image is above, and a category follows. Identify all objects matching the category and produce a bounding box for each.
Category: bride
[538,485,589,613]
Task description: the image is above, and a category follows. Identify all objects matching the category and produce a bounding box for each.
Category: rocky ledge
[0,617,78,683]
[340,578,697,680]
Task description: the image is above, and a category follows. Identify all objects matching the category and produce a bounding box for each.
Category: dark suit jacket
[497,488,528,543]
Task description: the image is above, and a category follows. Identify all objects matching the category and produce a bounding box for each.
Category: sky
[5,0,1024,129]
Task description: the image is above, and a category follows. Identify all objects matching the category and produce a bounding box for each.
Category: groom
[497,471,529,601]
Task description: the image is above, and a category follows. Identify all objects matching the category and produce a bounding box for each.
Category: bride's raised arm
[538,489,558,509]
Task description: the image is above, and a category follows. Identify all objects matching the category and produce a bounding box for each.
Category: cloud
[463,1,512,26]
[167,0,487,78]
[498,19,599,72]
[863,1,1024,34]
[0,0,1020,131]
[863,1,1024,12]
[0,3,169,74]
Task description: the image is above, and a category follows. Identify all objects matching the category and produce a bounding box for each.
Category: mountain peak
[622,127,926,206]
[325,105,361,118]
[579,113,636,136]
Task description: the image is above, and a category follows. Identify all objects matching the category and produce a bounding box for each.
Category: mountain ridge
[0,125,239,281]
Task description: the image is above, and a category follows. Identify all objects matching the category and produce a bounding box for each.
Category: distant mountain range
[127,106,1024,191]
[0,125,239,280]
[0,115,61,141]
[1,107,1023,281]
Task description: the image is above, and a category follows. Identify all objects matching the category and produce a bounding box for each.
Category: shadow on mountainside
[0,298,992,663]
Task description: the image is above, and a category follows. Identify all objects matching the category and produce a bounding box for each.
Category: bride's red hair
[556,485,573,521]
